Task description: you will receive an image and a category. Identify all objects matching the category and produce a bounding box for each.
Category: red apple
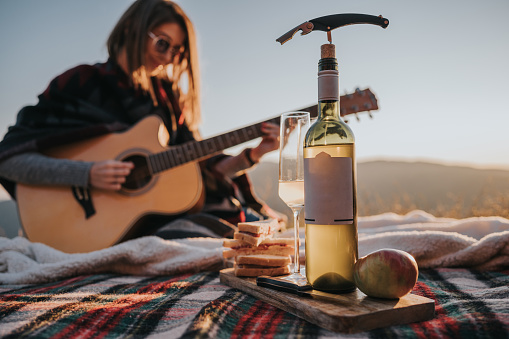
[353,249,419,299]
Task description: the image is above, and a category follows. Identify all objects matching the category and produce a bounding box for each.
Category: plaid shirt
[0,59,268,229]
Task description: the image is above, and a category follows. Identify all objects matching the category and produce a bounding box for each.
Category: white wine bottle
[304,43,358,293]
[276,12,388,292]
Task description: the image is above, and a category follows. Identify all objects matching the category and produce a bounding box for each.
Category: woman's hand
[89,160,134,190]
[250,122,280,162]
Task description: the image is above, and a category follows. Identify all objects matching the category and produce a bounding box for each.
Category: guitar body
[17,116,203,253]
[14,88,379,253]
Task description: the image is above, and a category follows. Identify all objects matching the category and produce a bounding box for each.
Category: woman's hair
[107,0,201,132]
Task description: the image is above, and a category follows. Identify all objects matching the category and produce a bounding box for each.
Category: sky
[1,0,509,173]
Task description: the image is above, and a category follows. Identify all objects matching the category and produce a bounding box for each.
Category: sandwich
[222,238,295,259]
[236,254,292,267]
[223,238,295,277]
[233,219,279,246]
[233,255,292,277]
[234,264,291,277]
[223,219,295,277]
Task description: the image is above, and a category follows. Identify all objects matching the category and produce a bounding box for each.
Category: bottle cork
[321,44,336,58]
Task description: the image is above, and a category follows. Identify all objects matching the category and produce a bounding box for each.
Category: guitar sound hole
[122,155,152,191]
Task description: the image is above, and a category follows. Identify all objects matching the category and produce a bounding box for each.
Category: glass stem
[292,208,301,274]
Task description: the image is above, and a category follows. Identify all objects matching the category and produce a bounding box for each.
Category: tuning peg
[355,114,360,122]
[368,111,373,119]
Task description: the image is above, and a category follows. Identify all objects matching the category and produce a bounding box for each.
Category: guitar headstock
[296,87,378,121]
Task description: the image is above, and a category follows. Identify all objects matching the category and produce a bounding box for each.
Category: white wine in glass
[278,112,310,275]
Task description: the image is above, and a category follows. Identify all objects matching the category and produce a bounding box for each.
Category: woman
[0,0,282,241]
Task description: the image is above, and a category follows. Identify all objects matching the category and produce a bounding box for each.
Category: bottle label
[304,152,353,225]
[318,70,339,101]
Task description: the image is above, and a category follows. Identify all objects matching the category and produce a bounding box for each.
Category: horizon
[2,157,509,201]
[260,156,509,171]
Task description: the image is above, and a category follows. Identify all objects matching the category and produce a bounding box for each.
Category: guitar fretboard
[148,116,280,174]
[146,87,378,174]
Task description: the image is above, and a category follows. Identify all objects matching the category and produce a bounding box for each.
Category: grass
[358,190,509,219]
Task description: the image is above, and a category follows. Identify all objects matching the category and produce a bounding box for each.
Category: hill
[356,160,509,217]
[249,160,509,223]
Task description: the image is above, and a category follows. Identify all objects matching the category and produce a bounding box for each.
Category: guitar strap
[71,186,96,219]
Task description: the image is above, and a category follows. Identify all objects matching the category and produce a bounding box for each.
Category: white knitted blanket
[287,210,509,271]
[0,236,224,284]
[356,210,509,270]
[1,210,508,284]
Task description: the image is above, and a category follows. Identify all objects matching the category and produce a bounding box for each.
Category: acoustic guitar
[17,88,378,253]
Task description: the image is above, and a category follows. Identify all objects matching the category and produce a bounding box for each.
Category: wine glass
[278,112,310,277]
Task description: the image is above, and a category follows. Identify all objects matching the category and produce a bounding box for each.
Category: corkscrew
[276,13,389,45]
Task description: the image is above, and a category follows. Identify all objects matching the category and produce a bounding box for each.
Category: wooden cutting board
[220,268,435,334]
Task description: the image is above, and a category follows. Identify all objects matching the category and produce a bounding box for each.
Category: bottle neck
[317,57,340,120]
[318,101,340,120]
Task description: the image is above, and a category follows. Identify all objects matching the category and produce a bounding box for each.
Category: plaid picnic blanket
[0,268,507,338]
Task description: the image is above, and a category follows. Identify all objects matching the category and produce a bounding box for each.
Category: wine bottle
[304,43,358,293]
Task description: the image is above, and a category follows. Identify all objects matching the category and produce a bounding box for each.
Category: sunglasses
[148,32,185,57]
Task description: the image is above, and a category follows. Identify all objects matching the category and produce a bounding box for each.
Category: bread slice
[237,219,279,234]
[233,219,279,246]
[236,254,291,267]
[223,245,294,259]
[223,238,295,248]
[233,231,273,246]
[234,264,291,277]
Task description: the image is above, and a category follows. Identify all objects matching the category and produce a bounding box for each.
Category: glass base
[310,285,357,294]
[256,266,311,292]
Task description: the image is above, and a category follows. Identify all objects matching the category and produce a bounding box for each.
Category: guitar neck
[148,116,280,174]
[148,87,378,174]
